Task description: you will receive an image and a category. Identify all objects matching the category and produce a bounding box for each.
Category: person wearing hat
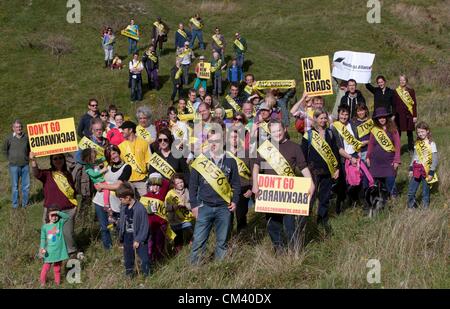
[152,17,169,56]
[193,55,208,91]
[366,107,401,198]
[189,13,205,50]
[233,32,247,69]
[142,45,159,90]
[248,100,272,157]
[141,172,171,262]
[175,23,192,50]
[118,120,151,197]
[177,40,195,85]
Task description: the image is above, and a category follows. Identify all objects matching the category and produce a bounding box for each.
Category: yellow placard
[255,174,311,216]
[27,118,78,157]
[253,80,296,90]
[301,55,333,96]
[120,29,139,41]
[197,62,211,79]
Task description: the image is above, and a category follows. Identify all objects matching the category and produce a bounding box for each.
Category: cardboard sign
[27,118,78,157]
[255,174,312,216]
[197,62,211,79]
[332,51,375,83]
[301,55,333,96]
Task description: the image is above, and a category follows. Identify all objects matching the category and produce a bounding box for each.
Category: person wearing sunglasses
[189,125,241,264]
[77,98,100,139]
[148,128,189,185]
[102,27,115,68]
[30,152,78,257]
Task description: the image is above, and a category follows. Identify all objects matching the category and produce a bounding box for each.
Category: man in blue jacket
[175,23,191,50]
[189,124,241,264]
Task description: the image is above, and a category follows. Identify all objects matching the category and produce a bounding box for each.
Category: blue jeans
[267,214,307,252]
[128,38,137,54]
[236,53,244,68]
[130,75,143,101]
[123,233,150,276]
[407,176,430,208]
[190,29,204,49]
[95,203,119,249]
[9,164,30,208]
[190,203,231,264]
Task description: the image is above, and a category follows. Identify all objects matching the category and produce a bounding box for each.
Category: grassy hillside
[0,0,448,288]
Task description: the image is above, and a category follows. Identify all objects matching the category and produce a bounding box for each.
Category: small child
[117,182,151,277]
[165,174,194,253]
[39,208,69,287]
[227,58,243,83]
[82,148,114,224]
[407,121,438,209]
[111,55,123,70]
[141,173,170,262]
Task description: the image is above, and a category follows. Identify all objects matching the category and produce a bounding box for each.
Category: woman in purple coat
[393,74,417,153]
[366,107,401,198]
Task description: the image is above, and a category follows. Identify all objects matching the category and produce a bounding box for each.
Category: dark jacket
[77,112,98,138]
[340,90,366,119]
[142,52,158,71]
[365,83,395,115]
[118,200,150,243]
[189,154,241,208]
[3,133,30,166]
[302,128,340,176]
[175,29,192,49]
[277,88,296,128]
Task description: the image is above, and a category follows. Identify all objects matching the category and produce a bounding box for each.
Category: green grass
[0,0,449,288]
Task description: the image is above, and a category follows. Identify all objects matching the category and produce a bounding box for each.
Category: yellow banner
[121,29,139,41]
[253,80,296,90]
[148,52,158,63]
[227,151,251,180]
[178,113,195,122]
[210,59,222,73]
[78,136,104,158]
[136,125,153,144]
[153,21,166,34]
[415,140,438,184]
[304,130,339,175]
[197,62,211,79]
[177,29,188,40]
[27,118,78,157]
[140,197,176,241]
[301,55,333,96]
[212,34,224,48]
[149,152,176,180]
[165,189,195,223]
[357,119,374,138]
[225,109,234,119]
[191,153,232,204]
[333,121,363,152]
[52,171,78,206]
[257,140,295,176]
[255,174,311,216]
[244,85,253,95]
[177,48,192,59]
[396,86,414,116]
[225,95,242,112]
[371,126,395,152]
[190,17,203,29]
[234,39,244,51]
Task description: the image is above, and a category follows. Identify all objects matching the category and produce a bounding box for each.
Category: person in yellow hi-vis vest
[252,119,315,253]
[118,121,151,197]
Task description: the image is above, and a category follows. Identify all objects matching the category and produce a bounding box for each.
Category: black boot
[104,60,108,68]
